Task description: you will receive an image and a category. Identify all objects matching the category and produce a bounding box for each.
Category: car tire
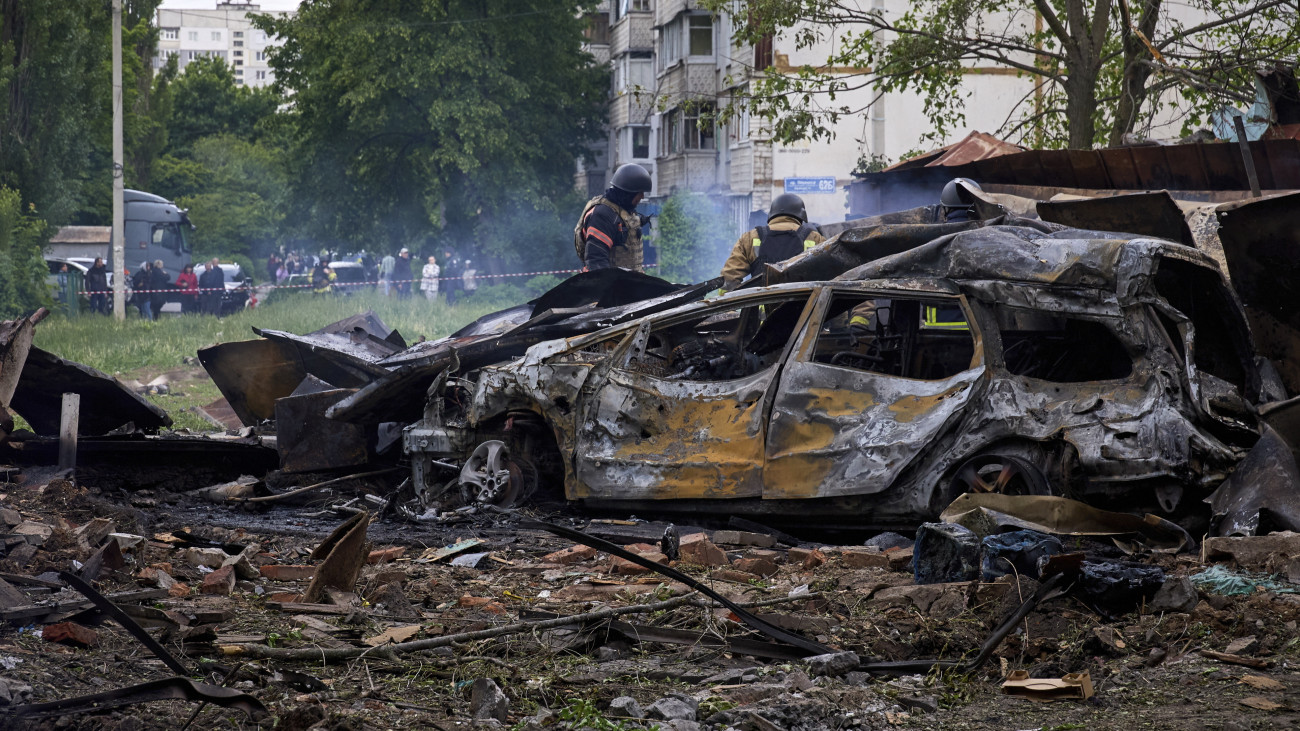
[948,453,1053,498]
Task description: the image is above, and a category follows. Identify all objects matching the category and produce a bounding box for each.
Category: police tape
[77,267,593,296]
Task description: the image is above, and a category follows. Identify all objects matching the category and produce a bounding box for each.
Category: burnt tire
[949,453,1053,498]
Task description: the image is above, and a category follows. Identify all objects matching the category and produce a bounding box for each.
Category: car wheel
[457,440,538,508]
[949,453,1052,497]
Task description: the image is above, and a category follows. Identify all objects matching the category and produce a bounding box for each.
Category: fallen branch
[221,592,704,662]
[238,468,402,504]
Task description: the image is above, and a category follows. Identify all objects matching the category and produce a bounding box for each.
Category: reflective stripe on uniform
[804,239,816,251]
[923,305,968,330]
[752,238,762,250]
[849,315,871,328]
[587,226,614,247]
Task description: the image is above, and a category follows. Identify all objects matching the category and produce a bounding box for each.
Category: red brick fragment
[259,564,316,581]
[43,622,98,647]
[200,566,235,596]
[367,546,406,564]
[541,544,598,564]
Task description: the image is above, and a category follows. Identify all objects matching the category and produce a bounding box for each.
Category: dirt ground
[2,470,1299,731]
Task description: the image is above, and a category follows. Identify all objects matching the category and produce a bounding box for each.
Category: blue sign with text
[784,177,838,194]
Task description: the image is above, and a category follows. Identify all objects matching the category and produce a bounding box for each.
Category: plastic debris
[1001,670,1095,702]
[980,529,1063,581]
[1074,560,1165,616]
[1190,564,1299,597]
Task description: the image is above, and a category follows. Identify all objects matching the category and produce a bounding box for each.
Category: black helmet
[768,193,807,222]
[610,163,653,194]
[940,178,982,209]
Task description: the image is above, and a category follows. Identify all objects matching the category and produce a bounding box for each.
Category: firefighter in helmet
[720,193,825,291]
[940,178,982,222]
[576,163,654,272]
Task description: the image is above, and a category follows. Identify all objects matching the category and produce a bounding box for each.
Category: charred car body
[403,223,1276,528]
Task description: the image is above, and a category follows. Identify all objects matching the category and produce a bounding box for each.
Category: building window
[661,19,682,68]
[255,51,265,61]
[583,12,610,45]
[234,59,243,66]
[234,50,243,57]
[256,70,267,80]
[161,28,178,40]
[689,15,713,56]
[186,50,200,60]
[632,126,650,158]
[211,31,221,41]
[234,41,244,47]
[684,104,715,149]
[667,111,682,154]
[233,31,244,38]
[188,31,198,41]
[631,0,649,10]
[754,34,774,69]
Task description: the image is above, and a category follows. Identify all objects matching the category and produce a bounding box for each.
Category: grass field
[34,291,502,374]
[30,290,506,432]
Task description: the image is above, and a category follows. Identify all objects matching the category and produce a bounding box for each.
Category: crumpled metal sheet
[11,346,171,435]
[1037,191,1195,247]
[1207,424,1300,535]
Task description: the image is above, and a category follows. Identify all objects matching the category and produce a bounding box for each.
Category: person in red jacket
[175,263,199,314]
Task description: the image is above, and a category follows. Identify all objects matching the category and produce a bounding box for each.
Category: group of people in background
[80,257,228,318]
[260,244,477,303]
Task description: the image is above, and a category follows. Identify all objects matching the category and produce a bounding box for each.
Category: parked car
[402,225,1277,529]
[214,263,252,315]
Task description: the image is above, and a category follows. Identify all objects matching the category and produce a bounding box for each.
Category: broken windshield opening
[624,293,811,382]
[812,294,976,380]
[1153,257,1249,394]
[994,306,1132,382]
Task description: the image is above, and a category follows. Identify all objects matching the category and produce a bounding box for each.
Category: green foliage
[707,0,1300,150]
[0,0,110,223]
[253,1,607,266]
[0,187,54,318]
[166,57,278,158]
[653,192,732,284]
[546,698,656,731]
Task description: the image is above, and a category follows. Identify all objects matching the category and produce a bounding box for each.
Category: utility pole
[111,0,125,321]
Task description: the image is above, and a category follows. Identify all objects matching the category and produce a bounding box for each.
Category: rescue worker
[720,193,824,291]
[576,163,652,272]
[940,178,982,222]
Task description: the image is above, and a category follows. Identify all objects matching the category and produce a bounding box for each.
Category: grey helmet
[768,193,807,223]
[610,163,653,194]
[940,178,982,210]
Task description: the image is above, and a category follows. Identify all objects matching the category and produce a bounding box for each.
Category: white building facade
[154,1,294,87]
[582,1,1043,230]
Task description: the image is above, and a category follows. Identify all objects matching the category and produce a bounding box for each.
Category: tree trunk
[1063,71,1099,149]
[1108,0,1164,146]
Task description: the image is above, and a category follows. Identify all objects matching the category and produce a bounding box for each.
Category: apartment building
[582,1,1039,230]
[154,1,296,87]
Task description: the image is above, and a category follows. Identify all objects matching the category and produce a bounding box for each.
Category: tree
[174,135,287,260]
[0,0,111,223]
[706,0,1300,149]
[654,192,733,283]
[166,56,278,158]
[253,0,608,267]
[0,186,52,318]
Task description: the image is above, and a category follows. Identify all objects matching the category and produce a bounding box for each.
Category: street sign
[784,177,838,194]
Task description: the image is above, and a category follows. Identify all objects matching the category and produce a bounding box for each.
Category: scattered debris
[1001,670,1095,702]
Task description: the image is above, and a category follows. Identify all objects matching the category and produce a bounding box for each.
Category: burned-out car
[403,225,1279,527]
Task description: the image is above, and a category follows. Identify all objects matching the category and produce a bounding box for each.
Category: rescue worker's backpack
[749,222,819,276]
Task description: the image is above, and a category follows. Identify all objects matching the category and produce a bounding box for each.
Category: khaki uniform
[721,215,825,289]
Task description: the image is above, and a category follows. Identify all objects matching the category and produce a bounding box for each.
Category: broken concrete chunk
[1204,533,1300,570]
[1227,635,1260,655]
[108,533,145,551]
[1149,576,1198,613]
[222,546,261,581]
[678,533,729,567]
[12,521,52,545]
[470,678,509,722]
[608,695,644,719]
[0,677,34,706]
[866,532,913,551]
[368,582,420,619]
[712,530,776,548]
[0,508,22,528]
[185,547,232,569]
[805,650,859,677]
[646,695,698,721]
[914,522,979,584]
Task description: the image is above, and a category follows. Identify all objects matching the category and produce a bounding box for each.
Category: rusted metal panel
[275,383,372,473]
[198,338,305,425]
[1036,192,1195,246]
